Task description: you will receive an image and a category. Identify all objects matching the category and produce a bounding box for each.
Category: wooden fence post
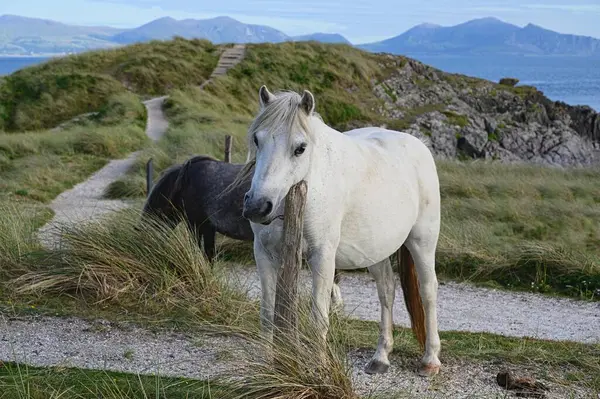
[146,158,153,197]
[273,180,308,359]
[224,135,232,163]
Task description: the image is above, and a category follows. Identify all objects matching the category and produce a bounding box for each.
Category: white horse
[239,85,442,377]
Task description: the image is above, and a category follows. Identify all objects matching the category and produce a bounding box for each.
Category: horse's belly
[333,167,420,269]
[334,209,415,269]
[334,242,390,269]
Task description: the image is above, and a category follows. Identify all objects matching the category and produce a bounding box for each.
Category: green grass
[442,110,470,127]
[0,91,149,269]
[0,362,224,399]
[0,117,147,205]
[0,37,220,131]
[436,161,600,298]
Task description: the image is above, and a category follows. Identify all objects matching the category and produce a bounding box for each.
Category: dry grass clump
[219,300,357,399]
[10,208,253,326]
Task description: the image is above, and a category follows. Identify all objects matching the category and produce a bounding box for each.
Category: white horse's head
[242,85,317,225]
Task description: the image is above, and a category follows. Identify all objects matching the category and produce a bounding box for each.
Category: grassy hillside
[0,92,148,228]
[0,37,220,131]
[107,41,599,299]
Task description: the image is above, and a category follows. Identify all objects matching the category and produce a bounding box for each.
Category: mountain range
[358,17,600,56]
[1,14,598,57]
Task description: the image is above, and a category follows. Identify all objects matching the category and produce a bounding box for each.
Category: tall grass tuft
[11,208,253,326]
[219,299,357,399]
[0,203,47,279]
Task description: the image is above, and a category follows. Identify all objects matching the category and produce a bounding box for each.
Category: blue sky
[2,0,599,43]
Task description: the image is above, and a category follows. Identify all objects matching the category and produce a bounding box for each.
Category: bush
[499,77,520,87]
[1,73,125,131]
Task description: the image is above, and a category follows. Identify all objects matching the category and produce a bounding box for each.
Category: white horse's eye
[253,134,259,147]
[294,143,307,156]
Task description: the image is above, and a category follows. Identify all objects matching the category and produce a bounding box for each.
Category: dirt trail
[227,265,600,345]
[0,302,593,399]
[36,95,166,249]
[36,46,247,248]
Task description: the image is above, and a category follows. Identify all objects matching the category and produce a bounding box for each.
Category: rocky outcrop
[373,55,599,167]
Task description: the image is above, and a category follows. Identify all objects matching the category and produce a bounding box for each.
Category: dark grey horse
[140,154,341,287]
[140,155,253,262]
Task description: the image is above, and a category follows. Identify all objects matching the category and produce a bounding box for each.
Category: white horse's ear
[300,90,315,115]
[259,85,275,109]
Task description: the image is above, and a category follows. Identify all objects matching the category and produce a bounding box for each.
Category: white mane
[246,90,323,159]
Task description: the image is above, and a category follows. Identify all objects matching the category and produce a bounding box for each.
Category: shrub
[499,77,519,86]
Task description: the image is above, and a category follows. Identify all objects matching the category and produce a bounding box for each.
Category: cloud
[467,6,523,13]
[522,3,600,13]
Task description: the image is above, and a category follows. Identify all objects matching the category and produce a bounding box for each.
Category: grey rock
[370,57,599,167]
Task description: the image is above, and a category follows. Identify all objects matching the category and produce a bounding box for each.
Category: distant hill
[3,14,599,57]
[291,33,351,44]
[0,14,122,55]
[359,17,600,56]
[108,16,289,45]
[0,14,349,55]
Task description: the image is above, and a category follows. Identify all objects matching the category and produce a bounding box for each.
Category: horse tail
[140,163,185,228]
[398,244,426,349]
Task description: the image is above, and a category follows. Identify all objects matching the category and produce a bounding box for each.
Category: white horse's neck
[305,116,357,191]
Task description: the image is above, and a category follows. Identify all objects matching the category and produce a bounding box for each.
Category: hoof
[365,359,390,375]
[418,363,440,377]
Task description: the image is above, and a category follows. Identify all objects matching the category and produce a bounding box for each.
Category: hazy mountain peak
[415,22,441,29]
[359,17,600,56]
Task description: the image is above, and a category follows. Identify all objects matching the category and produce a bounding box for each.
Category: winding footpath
[36,45,245,249]
[3,43,599,398]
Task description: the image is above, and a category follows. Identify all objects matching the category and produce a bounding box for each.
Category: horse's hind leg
[405,230,441,377]
[331,270,343,313]
[365,257,395,374]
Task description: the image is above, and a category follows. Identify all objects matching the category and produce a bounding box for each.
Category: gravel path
[0,311,592,398]
[37,96,168,249]
[227,265,600,344]
[143,96,169,141]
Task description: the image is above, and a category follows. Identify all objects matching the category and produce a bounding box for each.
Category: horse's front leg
[308,245,338,347]
[254,235,280,342]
